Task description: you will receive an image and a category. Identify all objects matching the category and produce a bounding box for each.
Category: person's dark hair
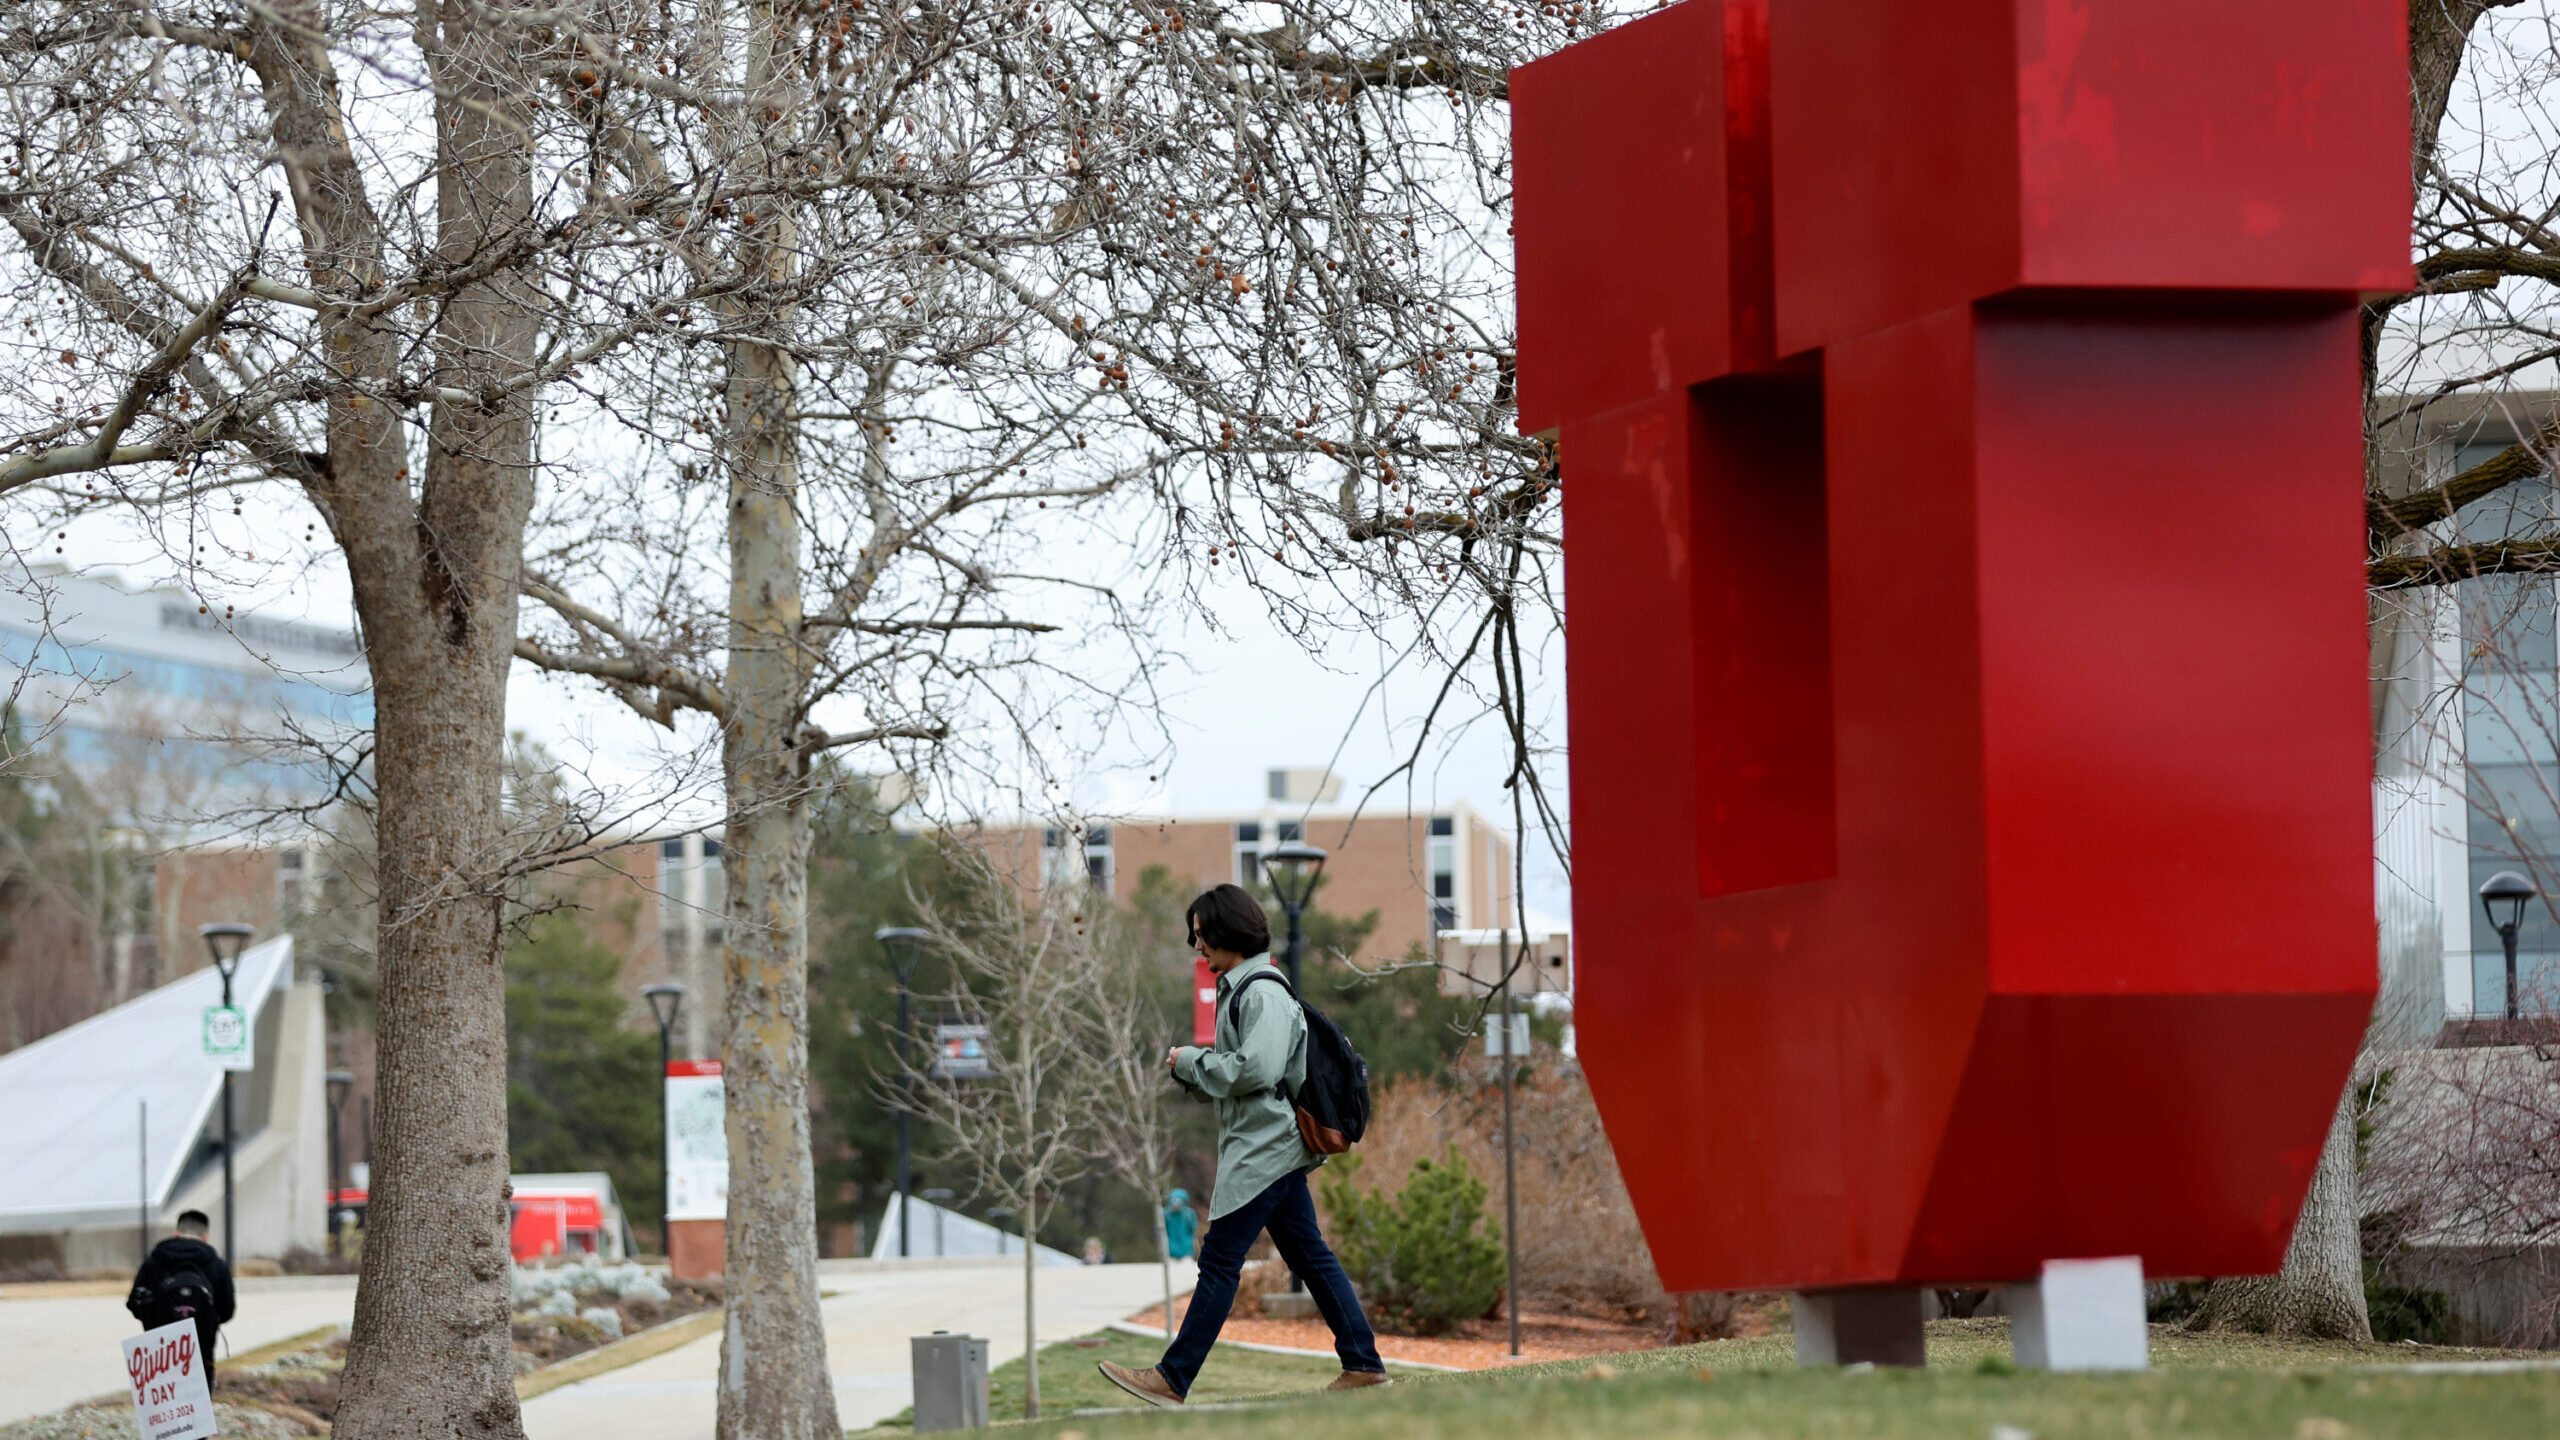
[1186,884,1271,957]
[175,1211,210,1236]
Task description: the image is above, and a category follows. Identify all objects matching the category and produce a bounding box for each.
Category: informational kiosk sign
[122,1318,216,1440]
[664,1059,726,1222]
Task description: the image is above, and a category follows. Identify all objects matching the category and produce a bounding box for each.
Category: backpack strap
[1222,968,1294,1038]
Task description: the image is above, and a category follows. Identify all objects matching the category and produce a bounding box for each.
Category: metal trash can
[910,1331,990,1432]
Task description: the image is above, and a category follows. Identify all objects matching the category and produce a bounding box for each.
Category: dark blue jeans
[1156,1168,1382,1397]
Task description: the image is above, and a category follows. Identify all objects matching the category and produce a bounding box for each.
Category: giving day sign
[122,1319,216,1440]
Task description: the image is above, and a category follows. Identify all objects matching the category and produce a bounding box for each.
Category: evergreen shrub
[1321,1148,1504,1335]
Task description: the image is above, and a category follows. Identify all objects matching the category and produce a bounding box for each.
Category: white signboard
[122,1318,217,1440]
[201,1007,252,1073]
[932,1023,993,1079]
[665,1060,727,1222]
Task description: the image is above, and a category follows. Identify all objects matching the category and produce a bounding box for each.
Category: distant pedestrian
[1083,1236,1108,1265]
[1098,885,1387,1407]
[1162,1188,1199,1262]
[127,1211,235,1383]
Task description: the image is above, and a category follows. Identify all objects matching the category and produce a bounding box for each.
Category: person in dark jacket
[127,1211,236,1382]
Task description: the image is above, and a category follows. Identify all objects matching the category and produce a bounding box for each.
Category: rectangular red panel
[1971,302,2376,998]
[2013,0,2412,295]
[1772,0,2412,354]
[1512,0,1772,431]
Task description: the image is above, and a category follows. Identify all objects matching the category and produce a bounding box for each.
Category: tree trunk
[1023,1195,1041,1421]
[1156,1192,1174,1336]
[295,0,539,1434]
[711,9,837,1434]
[2186,1082,2372,1340]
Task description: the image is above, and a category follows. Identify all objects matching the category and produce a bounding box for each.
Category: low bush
[1321,1148,1505,1335]
[1338,1067,1684,1321]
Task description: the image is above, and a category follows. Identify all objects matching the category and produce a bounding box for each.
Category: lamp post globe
[639,983,687,1256]
[1261,844,1327,991]
[874,928,933,1257]
[198,923,254,1261]
[2481,870,2540,1022]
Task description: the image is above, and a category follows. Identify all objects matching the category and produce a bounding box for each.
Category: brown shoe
[1097,1361,1184,1407]
[1326,1369,1393,1392]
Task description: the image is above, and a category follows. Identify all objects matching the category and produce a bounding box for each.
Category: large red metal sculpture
[1519,0,2405,1304]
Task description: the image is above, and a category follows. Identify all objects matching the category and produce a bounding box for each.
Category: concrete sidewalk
[522,1259,1195,1440]
[0,1275,360,1426]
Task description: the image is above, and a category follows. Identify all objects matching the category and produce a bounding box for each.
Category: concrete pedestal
[2010,1257,2147,1371]
[1792,1288,1924,1367]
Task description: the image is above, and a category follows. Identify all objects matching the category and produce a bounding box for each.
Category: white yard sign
[122,1319,217,1440]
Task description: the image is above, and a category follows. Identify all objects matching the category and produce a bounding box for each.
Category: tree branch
[2369,418,2560,538]
[2370,536,2560,589]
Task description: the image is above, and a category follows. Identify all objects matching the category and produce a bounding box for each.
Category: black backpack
[1229,970,1370,1153]
[153,1265,213,1326]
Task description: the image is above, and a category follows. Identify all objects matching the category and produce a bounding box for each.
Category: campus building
[2370,391,2560,1041]
[974,769,1518,962]
[0,565,370,1041]
[0,935,330,1273]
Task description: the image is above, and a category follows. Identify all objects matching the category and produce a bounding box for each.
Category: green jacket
[1172,956,1318,1220]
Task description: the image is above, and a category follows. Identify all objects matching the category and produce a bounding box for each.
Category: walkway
[522,1258,1192,1440]
[0,1258,1188,1438]
[0,1275,361,1425]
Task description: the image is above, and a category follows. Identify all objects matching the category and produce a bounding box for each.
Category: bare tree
[1084,909,1186,1333]
[0,1,713,1428]
[896,853,1110,1421]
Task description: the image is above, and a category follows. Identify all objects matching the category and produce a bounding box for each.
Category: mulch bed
[1124,1297,1699,1370]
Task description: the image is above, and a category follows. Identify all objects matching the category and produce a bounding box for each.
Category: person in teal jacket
[1162,1189,1200,1261]
[1099,885,1387,1407]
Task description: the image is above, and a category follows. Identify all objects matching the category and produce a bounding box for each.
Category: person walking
[1099,884,1388,1406]
[126,1210,236,1383]
[1162,1188,1200,1262]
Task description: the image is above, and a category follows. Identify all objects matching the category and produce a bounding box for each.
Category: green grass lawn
[851,1329,1353,1432]
[890,1319,2560,1440]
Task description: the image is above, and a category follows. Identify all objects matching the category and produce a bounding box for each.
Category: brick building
[970,771,1517,963]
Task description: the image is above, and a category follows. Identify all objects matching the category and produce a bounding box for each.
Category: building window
[1429,835,1456,917]
[278,847,307,917]
[2456,440,2560,1017]
[1235,822,1261,885]
[1430,815,1454,837]
[1044,825,1112,894]
[1276,820,1303,842]
[1432,903,1458,933]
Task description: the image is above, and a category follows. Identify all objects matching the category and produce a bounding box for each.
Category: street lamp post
[1260,844,1328,994]
[877,928,932,1258]
[642,983,687,1256]
[1258,844,1325,1293]
[2481,871,2539,1023]
[324,1070,354,1259]
[921,1188,954,1256]
[988,1205,1015,1256]
[199,923,254,1262]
